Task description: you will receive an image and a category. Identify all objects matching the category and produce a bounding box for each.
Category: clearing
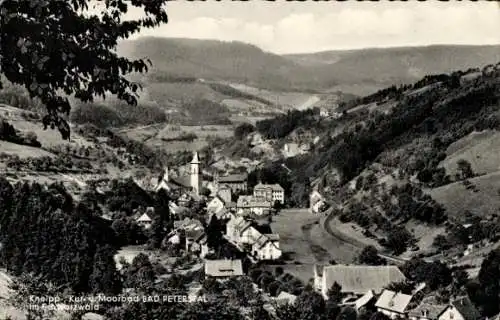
[427,171,500,219]
[440,130,500,176]
[270,209,359,282]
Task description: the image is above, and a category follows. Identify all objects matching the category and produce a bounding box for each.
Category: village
[113,151,491,320]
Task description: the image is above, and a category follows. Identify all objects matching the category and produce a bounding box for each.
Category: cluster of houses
[124,151,492,320]
[202,260,484,320]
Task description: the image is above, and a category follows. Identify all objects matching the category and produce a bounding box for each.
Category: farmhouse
[313,264,407,299]
[204,259,243,280]
[251,234,282,261]
[409,302,449,320]
[236,195,272,216]
[253,182,285,204]
[215,172,248,193]
[437,296,481,320]
[375,289,413,319]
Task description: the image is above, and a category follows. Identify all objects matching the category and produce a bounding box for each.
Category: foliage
[256,108,319,139]
[0,178,120,294]
[357,246,386,266]
[234,122,256,140]
[456,159,474,181]
[401,258,452,291]
[475,248,500,316]
[0,0,169,139]
[0,118,41,147]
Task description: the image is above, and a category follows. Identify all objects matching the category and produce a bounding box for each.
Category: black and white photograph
[0,0,500,319]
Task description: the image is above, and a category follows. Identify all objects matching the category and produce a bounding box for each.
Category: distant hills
[119,38,500,96]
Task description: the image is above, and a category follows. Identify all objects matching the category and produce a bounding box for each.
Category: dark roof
[219,173,248,183]
[451,296,481,320]
[170,176,192,189]
[408,303,448,320]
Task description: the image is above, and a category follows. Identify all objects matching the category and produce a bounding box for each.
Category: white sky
[107,1,500,54]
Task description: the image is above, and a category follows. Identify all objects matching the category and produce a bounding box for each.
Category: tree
[206,215,223,250]
[295,287,325,320]
[386,281,414,294]
[0,0,168,139]
[336,306,357,320]
[326,282,342,304]
[456,159,474,180]
[358,246,386,266]
[89,245,122,295]
[234,122,255,140]
[477,248,500,316]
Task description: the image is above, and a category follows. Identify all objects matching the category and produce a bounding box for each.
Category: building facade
[253,183,285,204]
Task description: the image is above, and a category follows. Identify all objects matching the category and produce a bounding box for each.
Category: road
[321,208,409,264]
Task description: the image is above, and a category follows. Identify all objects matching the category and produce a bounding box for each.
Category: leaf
[16,38,25,48]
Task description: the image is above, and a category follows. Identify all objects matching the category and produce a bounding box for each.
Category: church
[156,151,202,196]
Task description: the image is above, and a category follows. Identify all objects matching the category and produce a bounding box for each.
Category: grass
[228,83,319,109]
[0,140,55,158]
[427,171,500,219]
[440,130,500,176]
[269,208,359,283]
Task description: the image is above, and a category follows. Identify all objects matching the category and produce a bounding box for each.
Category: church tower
[190,151,201,195]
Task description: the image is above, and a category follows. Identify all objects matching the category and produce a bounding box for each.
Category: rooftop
[318,265,407,295]
[204,259,243,278]
[408,302,448,319]
[375,290,413,314]
[218,173,248,183]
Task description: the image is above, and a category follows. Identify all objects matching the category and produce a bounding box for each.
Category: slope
[285,45,500,95]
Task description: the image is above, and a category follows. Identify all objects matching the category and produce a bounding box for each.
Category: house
[136,212,153,229]
[204,259,243,280]
[215,172,248,193]
[313,265,407,299]
[251,234,282,261]
[207,195,226,215]
[217,184,232,203]
[253,182,285,204]
[375,290,413,319]
[310,190,325,214]
[236,195,272,216]
[226,216,262,245]
[320,108,330,117]
[409,302,449,320]
[438,296,481,320]
[187,231,210,258]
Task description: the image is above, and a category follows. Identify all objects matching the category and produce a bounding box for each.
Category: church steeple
[190,151,201,195]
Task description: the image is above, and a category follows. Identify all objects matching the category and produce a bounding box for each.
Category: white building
[204,259,243,280]
[253,183,285,204]
[156,151,202,196]
[251,234,282,261]
[437,297,481,320]
[375,290,413,319]
[136,212,153,229]
[309,190,326,214]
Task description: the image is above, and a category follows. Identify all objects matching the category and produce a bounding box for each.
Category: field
[0,140,55,159]
[228,83,320,109]
[269,209,359,282]
[427,171,500,219]
[124,124,235,152]
[439,130,500,176]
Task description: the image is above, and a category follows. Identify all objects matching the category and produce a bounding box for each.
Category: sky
[103,1,500,54]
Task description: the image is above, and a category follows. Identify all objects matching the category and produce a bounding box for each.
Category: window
[449,312,454,319]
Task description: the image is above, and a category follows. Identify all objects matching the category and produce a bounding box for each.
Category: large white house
[253,182,285,204]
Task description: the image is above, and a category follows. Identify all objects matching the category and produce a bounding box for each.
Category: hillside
[247,62,500,258]
[117,37,327,92]
[285,45,500,95]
